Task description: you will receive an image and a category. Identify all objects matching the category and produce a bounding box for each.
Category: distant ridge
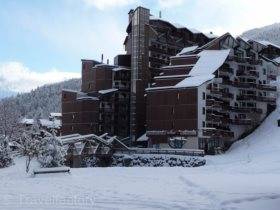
[1,78,81,119]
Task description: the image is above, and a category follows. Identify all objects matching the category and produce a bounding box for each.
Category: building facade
[125,7,215,141]
[62,56,131,138]
[62,6,214,141]
[146,33,280,153]
[61,6,280,153]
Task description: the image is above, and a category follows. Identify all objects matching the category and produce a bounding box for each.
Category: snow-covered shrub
[111,154,206,167]
[0,136,13,168]
[81,156,99,167]
[37,131,66,168]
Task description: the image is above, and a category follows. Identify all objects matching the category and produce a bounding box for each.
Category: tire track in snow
[178,176,222,210]
[220,193,280,208]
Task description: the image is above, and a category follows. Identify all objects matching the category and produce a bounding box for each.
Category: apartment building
[61,6,214,140]
[61,55,131,138]
[146,33,280,152]
[125,7,215,141]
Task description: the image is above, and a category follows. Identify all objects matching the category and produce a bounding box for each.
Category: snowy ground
[1,110,280,209]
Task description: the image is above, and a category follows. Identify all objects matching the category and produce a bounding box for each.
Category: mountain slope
[242,23,280,45]
[1,78,81,119]
[0,89,16,99]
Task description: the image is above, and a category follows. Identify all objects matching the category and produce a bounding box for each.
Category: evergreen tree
[0,136,13,168]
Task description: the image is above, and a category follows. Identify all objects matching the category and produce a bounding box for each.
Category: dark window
[203,92,206,100]
[202,107,205,115]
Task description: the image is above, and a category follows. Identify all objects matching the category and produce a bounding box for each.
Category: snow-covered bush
[0,136,13,168]
[111,154,206,167]
[81,156,99,167]
[37,131,66,168]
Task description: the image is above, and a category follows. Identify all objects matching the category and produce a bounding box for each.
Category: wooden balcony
[236,94,257,101]
[268,75,277,80]
[202,128,234,139]
[257,96,277,103]
[228,56,262,65]
[222,106,263,114]
[236,70,259,77]
[230,118,252,125]
[257,84,277,92]
[209,88,234,99]
[219,67,234,74]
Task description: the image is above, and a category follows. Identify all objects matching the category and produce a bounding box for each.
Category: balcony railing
[230,119,252,125]
[202,128,234,139]
[236,94,257,101]
[257,84,277,91]
[209,88,234,99]
[268,75,277,80]
[228,56,262,65]
[219,67,234,74]
[236,70,259,77]
[221,106,263,114]
[256,96,277,103]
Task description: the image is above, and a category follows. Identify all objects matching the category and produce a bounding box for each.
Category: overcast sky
[1,0,280,92]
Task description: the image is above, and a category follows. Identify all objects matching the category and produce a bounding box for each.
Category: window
[202,107,206,115]
[202,121,205,127]
[263,68,267,75]
[263,80,266,84]
[177,93,180,100]
[202,92,206,100]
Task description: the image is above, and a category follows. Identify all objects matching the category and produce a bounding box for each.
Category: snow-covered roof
[175,49,230,88]
[240,36,250,42]
[20,118,34,125]
[98,88,118,94]
[150,17,203,35]
[154,74,189,79]
[39,119,61,129]
[274,57,280,64]
[77,96,99,101]
[137,133,148,142]
[203,33,218,39]
[112,67,130,71]
[188,28,201,34]
[258,40,280,50]
[175,75,213,88]
[172,22,185,29]
[177,46,199,56]
[50,113,62,117]
[162,64,194,69]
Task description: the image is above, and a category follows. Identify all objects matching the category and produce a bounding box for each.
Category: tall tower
[129,7,150,141]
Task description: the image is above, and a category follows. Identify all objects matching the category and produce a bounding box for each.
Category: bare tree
[19,125,41,173]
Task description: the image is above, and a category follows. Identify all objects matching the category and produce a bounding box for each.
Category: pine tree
[37,130,66,168]
[0,136,13,168]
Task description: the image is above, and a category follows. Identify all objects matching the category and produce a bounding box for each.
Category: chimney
[210,31,213,34]
[159,11,162,19]
[107,59,109,65]
[101,54,104,63]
